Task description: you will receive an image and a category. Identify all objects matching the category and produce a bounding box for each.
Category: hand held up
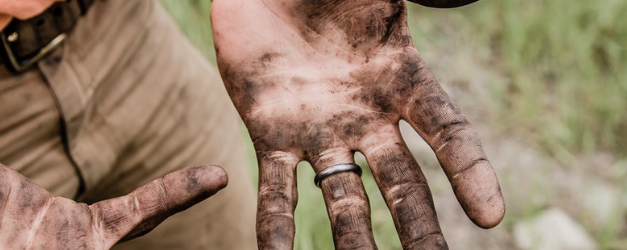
[211,0,504,249]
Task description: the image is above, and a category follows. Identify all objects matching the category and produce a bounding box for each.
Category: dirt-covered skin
[211,0,504,249]
[0,164,227,250]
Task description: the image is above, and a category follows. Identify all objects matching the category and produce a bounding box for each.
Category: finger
[256,151,299,250]
[401,55,505,228]
[89,165,228,247]
[312,153,376,250]
[407,0,479,8]
[361,129,448,249]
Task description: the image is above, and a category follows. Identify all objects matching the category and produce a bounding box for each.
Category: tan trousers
[0,0,257,249]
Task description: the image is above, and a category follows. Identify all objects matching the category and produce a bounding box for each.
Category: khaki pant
[0,0,257,249]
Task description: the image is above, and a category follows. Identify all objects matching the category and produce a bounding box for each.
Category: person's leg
[79,41,258,249]
[34,0,256,248]
[86,62,257,249]
[0,67,80,199]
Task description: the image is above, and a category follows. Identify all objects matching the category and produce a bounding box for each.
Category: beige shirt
[0,0,62,30]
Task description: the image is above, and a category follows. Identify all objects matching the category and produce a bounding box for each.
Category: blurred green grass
[403,0,627,160]
[160,0,626,248]
[491,0,626,160]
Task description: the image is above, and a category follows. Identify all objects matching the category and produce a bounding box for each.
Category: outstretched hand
[211,0,504,249]
[0,164,227,249]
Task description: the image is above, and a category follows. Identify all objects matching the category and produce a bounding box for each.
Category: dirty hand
[0,164,227,249]
[211,0,504,249]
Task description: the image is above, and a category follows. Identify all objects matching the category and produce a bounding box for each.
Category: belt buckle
[0,32,67,73]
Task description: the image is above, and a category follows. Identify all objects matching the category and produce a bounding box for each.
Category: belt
[0,0,94,73]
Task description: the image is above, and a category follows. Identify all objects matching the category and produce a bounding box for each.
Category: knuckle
[329,196,370,214]
[258,184,297,213]
[385,181,428,207]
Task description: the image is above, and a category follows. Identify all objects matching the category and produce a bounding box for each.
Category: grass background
[159,0,627,249]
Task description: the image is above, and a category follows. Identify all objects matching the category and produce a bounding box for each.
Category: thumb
[89,165,228,247]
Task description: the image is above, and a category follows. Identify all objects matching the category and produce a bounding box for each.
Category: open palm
[211,0,504,249]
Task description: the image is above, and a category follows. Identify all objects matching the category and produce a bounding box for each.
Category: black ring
[314,163,362,188]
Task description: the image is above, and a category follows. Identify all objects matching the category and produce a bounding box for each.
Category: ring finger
[312,151,377,249]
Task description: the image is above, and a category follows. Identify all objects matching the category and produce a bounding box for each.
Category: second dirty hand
[0,164,227,249]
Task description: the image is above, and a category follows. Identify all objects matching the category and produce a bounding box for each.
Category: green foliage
[406,0,627,158]
[502,0,627,158]
[480,0,626,157]
[158,0,216,63]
